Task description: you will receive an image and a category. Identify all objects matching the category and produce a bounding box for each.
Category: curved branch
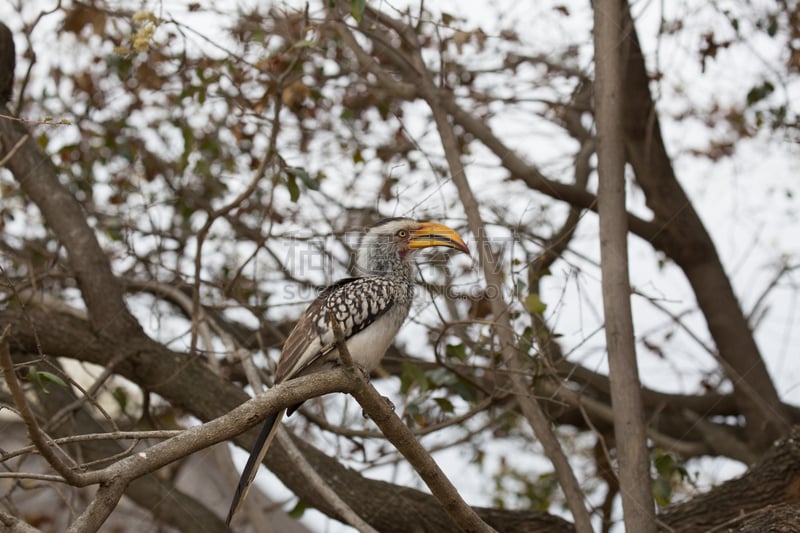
[341,9,594,531]
[329,313,497,533]
[0,103,141,339]
[618,0,790,447]
[0,327,88,487]
[1,307,575,532]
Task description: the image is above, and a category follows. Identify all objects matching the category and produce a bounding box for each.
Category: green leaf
[453,380,474,402]
[445,343,467,361]
[25,368,67,393]
[400,362,426,393]
[425,367,456,387]
[35,370,67,388]
[288,500,309,518]
[285,173,300,202]
[350,0,366,22]
[434,397,454,413]
[515,278,527,295]
[113,386,129,413]
[524,293,547,314]
[519,325,534,354]
[291,40,319,49]
[287,166,320,190]
[652,477,672,506]
[746,81,775,106]
[654,451,674,477]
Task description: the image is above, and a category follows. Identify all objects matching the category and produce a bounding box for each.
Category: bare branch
[66,478,128,533]
[348,11,597,531]
[0,430,181,462]
[0,326,88,487]
[0,105,141,339]
[85,369,355,487]
[0,132,27,166]
[276,429,379,533]
[329,309,498,533]
[594,1,656,529]
[0,510,42,533]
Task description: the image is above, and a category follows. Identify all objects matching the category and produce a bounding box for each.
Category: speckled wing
[275,276,397,383]
[227,276,400,525]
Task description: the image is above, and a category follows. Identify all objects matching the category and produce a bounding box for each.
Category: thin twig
[0,472,67,482]
[0,132,28,166]
[0,429,182,462]
[366,18,598,531]
[0,326,87,486]
[328,314,497,533]
[44,350,128,434]
[302,394,495,440]
[276,429,379,533]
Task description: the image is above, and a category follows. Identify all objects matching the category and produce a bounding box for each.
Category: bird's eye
[396,230,408,238]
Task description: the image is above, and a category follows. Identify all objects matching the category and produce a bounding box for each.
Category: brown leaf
[281,80,310,109]
[63,6,106,36]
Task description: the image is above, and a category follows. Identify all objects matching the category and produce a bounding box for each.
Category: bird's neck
[355,251,413,281]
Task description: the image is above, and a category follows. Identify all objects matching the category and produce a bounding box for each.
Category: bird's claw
[361,396,395,419]
[383,396,395,411]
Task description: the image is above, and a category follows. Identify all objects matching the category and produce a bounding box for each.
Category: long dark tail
[226,410,285,525]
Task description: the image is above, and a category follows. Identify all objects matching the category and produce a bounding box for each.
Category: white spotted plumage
[276,275,413,384]
[227,218,468,525]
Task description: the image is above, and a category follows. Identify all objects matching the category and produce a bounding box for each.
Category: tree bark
[594,1,656,530]
[0,22,14,105]
[659,427,800,532]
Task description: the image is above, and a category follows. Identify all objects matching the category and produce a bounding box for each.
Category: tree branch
[594,1,655,529]
[339,9,595,531]
[276,429,378,533]
[0,306,574,532]
[0,510,41,533]
[66,478,128,533]
[617,0,791,447]
[0,104,141,339]
[0,326,88,487]
[329,312,497,533]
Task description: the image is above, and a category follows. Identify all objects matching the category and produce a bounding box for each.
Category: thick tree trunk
[659,427,800,531]
[0,104,142,340]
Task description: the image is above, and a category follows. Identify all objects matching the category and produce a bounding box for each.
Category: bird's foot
[383,396,395,411]
[361,396,395,419]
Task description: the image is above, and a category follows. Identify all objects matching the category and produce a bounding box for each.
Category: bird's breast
[344,300,411,371]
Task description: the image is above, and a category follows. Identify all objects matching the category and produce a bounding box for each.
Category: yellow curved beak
[408,221,470,255]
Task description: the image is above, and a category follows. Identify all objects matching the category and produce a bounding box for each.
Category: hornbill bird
[227,217,470,525]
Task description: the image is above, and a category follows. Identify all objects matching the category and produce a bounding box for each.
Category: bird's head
[355,217,469,276]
